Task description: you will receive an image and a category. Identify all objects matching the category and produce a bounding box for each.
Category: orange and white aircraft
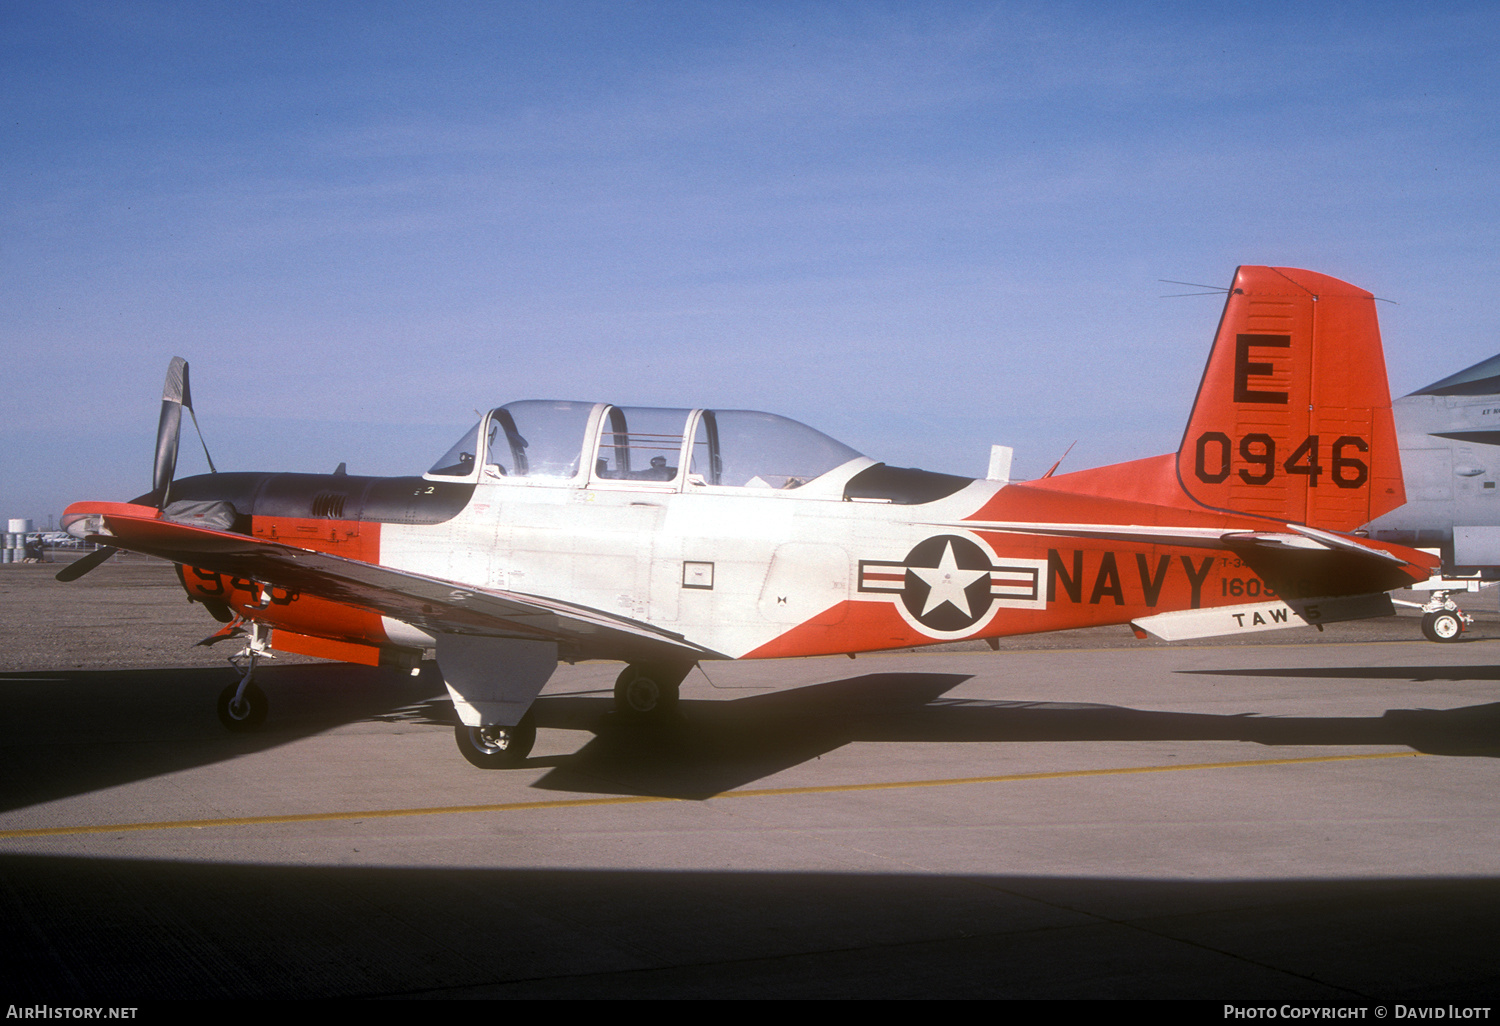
[62,266,1438,767]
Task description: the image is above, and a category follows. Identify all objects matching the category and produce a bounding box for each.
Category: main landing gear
[454,711,537,769]
[1419,590,1473,643]
[614,663,691,723]
[218,621,272,731]
[448,661,693,769]
[1421,607,1468,643]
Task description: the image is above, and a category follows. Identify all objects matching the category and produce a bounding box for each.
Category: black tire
[1422,610,1464,643]
[614,665,681,722]
[217,681,268,732]
[454,710,536,769]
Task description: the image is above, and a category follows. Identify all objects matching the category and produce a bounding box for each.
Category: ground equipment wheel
[217,681,268,732]
[454,710,536,768]
[614,664,681,722]
[1422,610,1464,642]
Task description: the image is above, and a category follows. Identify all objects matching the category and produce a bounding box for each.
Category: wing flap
[1132,593,1396,641]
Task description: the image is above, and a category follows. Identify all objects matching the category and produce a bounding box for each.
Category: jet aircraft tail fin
[1174,266,1405,532]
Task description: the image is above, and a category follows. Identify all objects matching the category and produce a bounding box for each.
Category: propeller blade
[162,354,192,409]
[151,357,189,505]
[54,546,118,582]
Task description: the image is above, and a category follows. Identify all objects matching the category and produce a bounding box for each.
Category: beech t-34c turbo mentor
[62,266,1440,767]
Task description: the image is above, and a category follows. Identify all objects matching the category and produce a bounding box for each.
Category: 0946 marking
[1193,433,1368,489]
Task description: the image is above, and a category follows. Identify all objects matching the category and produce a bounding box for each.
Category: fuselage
[162,399,1412,666]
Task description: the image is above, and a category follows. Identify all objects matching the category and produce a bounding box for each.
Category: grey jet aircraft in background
[1366,353,1500,640]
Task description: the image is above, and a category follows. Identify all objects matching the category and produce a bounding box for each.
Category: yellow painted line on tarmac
[0,750,1426,840]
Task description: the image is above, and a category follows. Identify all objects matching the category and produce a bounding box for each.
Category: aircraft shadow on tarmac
[4,852,1500,1000]
[532,673,1500,800]
[1184,663,1500,682]
[6,660,1500,811]
[0,662,440,814]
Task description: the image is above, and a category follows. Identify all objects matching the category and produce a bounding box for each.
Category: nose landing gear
[218,621,273,731]
[217,679,268,731]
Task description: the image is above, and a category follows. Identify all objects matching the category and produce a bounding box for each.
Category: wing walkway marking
[0,751,1427,840]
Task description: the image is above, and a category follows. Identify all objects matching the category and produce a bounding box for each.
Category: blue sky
[3,1,1498,524]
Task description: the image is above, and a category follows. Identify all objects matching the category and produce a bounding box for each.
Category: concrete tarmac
[4,557,1500,1000]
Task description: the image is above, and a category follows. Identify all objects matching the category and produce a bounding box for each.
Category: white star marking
[909,541,991,619]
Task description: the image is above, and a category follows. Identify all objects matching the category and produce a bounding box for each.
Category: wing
[62,502,719,661]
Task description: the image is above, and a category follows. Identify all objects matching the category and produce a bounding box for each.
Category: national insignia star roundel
[901,535,996,632]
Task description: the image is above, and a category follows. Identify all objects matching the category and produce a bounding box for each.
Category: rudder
[1175,266,1404,531]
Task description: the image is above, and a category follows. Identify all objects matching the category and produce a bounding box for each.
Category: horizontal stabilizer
[1132,593,1394,641]
[936,517,1435,570]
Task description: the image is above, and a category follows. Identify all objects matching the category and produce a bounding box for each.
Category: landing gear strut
[218,621,272,731]
[614,663,690,723]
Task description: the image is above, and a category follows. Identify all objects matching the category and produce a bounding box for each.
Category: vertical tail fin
[1175,266,1404,531]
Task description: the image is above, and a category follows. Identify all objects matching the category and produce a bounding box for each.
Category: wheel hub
[624,677,660,713]
[474,725,513,753]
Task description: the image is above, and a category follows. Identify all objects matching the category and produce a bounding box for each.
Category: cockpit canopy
[427,401,867,492]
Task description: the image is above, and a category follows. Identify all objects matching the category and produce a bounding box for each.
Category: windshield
[428,401,596,480]
[428,421,482,477]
